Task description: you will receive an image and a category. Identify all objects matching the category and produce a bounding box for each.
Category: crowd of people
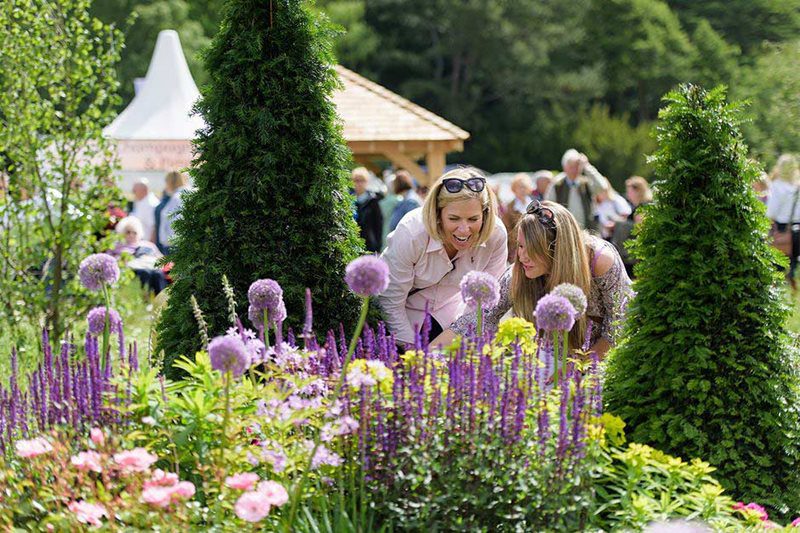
[765,154,800,289]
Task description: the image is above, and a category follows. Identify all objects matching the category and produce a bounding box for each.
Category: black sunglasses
[442,176,486,194]
[526,200,557,231]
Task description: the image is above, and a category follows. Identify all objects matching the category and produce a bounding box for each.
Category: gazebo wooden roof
[332,65,470,185]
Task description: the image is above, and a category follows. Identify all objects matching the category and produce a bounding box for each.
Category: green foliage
[689,19,740,89]
[156,0,363,375]
[604,85,800,515]
[734,40,800,165]
[572,104,656,188]
[0,0,123,339]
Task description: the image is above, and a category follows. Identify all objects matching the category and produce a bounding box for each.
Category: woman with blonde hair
[379,167,508,345]
[766,154,800,287]
[435,201,632,360]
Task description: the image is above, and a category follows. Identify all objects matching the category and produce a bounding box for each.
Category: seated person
[111,216,168,295]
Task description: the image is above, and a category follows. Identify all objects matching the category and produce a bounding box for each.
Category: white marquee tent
[104,30,204,193]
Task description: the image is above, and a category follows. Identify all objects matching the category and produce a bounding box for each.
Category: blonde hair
[422,167,498,246]
[769,154,800,184]
[511,172,533,193]
[165,170,189,191]
[625,176,653,204]
[351,167,370,180]
[510,201,592,350]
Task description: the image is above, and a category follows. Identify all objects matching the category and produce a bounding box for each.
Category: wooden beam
[425,150,446,186]
[348,139,464,155]
[383,150,427,185]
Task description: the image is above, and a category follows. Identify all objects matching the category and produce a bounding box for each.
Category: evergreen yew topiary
[156,0,363,375]
[604,85,800,515]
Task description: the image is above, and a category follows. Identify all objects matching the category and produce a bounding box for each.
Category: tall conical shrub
[157,0,363,375]
[604,85,800,514]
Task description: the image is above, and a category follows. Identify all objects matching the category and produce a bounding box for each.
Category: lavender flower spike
[460,271,500,310]
[208,335,250,377]
[534,294,576,332]
[86,307,122,336]
[345,256,389,297]
[78,253,120,291]
[247,279,283,312]
[551,283,587,317]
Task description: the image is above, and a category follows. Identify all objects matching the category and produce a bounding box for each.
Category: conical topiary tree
[157,0,363,375]
[604,85,800,515]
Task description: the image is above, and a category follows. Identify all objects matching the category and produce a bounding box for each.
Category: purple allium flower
[551,283,587,316]
[534,295,576,331]
[459,271,500,310]
[345,256,390,297]
[87,306,122,336]
[208,335,250,377]
[247,279,283,312]
[248,301,286,330]
[79,253,120,291]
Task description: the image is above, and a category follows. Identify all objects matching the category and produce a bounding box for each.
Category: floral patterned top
[451,238,634,346]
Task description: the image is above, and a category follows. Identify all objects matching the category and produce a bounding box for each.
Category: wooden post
[425,150,446,185]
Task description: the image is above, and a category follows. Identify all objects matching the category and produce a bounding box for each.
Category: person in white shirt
[129,178,159,241]
[545,149,606,230]
[766,154,800,287]
[379,167,508,346]
[502,173,534,263]
[158,171,190,255]
[595,177,632,239]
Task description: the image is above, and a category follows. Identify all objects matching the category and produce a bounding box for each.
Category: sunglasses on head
[442,176,486,194]
[526,200,557,231]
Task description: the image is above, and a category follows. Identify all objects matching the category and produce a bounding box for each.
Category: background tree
[0,0,123,340]
[604,85,800,515]
[156,0,363,374]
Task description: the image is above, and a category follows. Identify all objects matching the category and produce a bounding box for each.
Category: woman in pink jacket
[378,167,508,345]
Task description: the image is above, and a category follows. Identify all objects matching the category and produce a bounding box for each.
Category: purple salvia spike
[376,322,388,362]
[420,305,432,352]
[556,383,570,464]
[538,399,549,457]
[130,341,139,372]
[571,373,586,459]
[118,321,126,364]
[60,340,71,424]
[338,323,347,361]
[287,327,296,348]
[513,388,526,442]
[303,288,313,347]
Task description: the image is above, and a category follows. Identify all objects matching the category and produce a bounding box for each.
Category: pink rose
[68,501,107,526]
[234,491,272,522]
[90,428,104,446]
[257,480,289,507]
[144,469,179,488]
[15,437,53,458]
[113,448,158,473]
[173,481,196,499]
[790,517,800,527]
[71,451,103,473]
[141,486,173,508]
[225,472,260,491]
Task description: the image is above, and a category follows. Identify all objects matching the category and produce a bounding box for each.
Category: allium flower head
[460,271,500,310]
[68,501,107,526]
[79,253,120,291]
[15,437,53,458]
[551,283,588,316]
[534,294,576,332]
[345,256,390,297]
[248,301,287,329]
[86,306,122,336]
[208,335,251,377]
[248,279,283,312]
[235,490,272,522]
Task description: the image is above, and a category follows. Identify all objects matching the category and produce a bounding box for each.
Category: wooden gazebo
[333,66,470,185]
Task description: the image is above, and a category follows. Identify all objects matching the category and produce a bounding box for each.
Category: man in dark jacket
[351,167,384,252]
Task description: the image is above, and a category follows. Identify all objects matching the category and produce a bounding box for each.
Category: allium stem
[286,296,370,531]
[219,370,231,463]
[262,309,271,350]
[553,331,559,387]
[101,284,111,373]
[561,330,569,388]
[476,306,484,338]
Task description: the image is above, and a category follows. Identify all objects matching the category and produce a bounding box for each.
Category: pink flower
[257,480,289,507]
[113,448,158,473]
[71,451,103,473]
[68,501,107,526]
[790,517,800,527]
[173,481,195,499]
[141,486,173,508]
[745,502,769,521]
[226,472,259,491]
[235,490,272,522]
[90,428,104,446]
[732,502,746,511]
[15,437,53,458]
[144,469,179,488]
